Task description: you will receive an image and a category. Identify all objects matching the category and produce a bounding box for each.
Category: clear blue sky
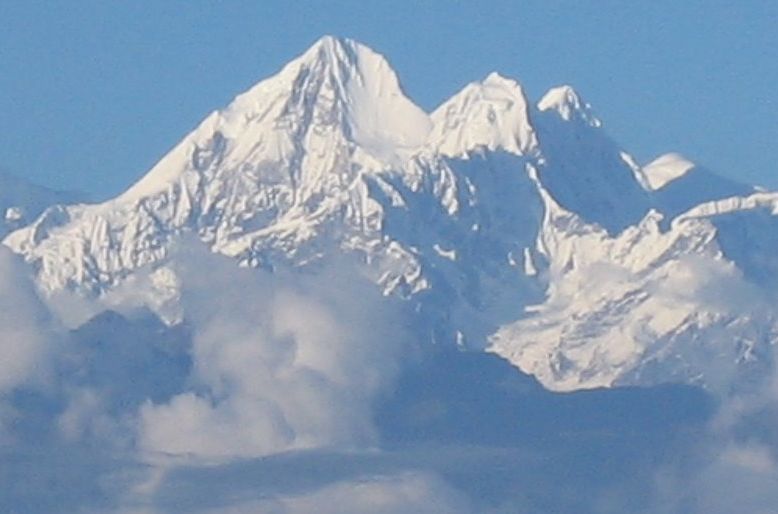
[2,1,776,198]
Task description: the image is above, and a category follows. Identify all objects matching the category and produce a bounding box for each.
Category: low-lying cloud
[198,472,471,514]
[109,470,471,514]
[0,247,53,393]
[7,236,778,514]
[0,246,56,440]
[137,242,409,458]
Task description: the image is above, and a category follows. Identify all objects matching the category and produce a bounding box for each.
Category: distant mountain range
[0,170,83,238]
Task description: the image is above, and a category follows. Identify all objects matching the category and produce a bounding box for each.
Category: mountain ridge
[4,35,774,393]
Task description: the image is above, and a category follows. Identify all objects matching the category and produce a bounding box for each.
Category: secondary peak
[428,73,538,158]
[538,85,601,127]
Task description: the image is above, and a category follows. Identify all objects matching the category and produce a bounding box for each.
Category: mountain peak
[428,73,538,158]
[231,35,420,123]
[290,35,366,78]
[118,37,430,202]
[306,34,356,54]
[537,85,601,127]
[482,71,516,87]
[240,35,431,157]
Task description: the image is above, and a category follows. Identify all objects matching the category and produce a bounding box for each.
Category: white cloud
[650,254,769,316]
[647,349,778,514]
[137,242,408,458]
[212,472,470,514]
[720,443,777,473]
[0,246,53,394]
[108,470,471,514]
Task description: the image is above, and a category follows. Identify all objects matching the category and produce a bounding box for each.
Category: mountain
[0,171,83,238]
[5,36,776,392]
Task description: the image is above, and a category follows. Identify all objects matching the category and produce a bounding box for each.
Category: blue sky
[1,0,776,198]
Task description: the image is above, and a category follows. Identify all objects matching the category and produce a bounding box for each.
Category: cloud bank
[198,472,471,514]
[137,242,409,458]
[0,247,53,392]
[5,236,778,514]
[0,247,56,439]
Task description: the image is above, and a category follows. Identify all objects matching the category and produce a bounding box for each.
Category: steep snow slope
[643,152,696,190]
[644,153,755,222]
[5,36,777,392]
[532,86,652,234]
[490,198,777,391]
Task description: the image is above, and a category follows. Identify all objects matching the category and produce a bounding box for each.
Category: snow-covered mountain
[5,36,776,392]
